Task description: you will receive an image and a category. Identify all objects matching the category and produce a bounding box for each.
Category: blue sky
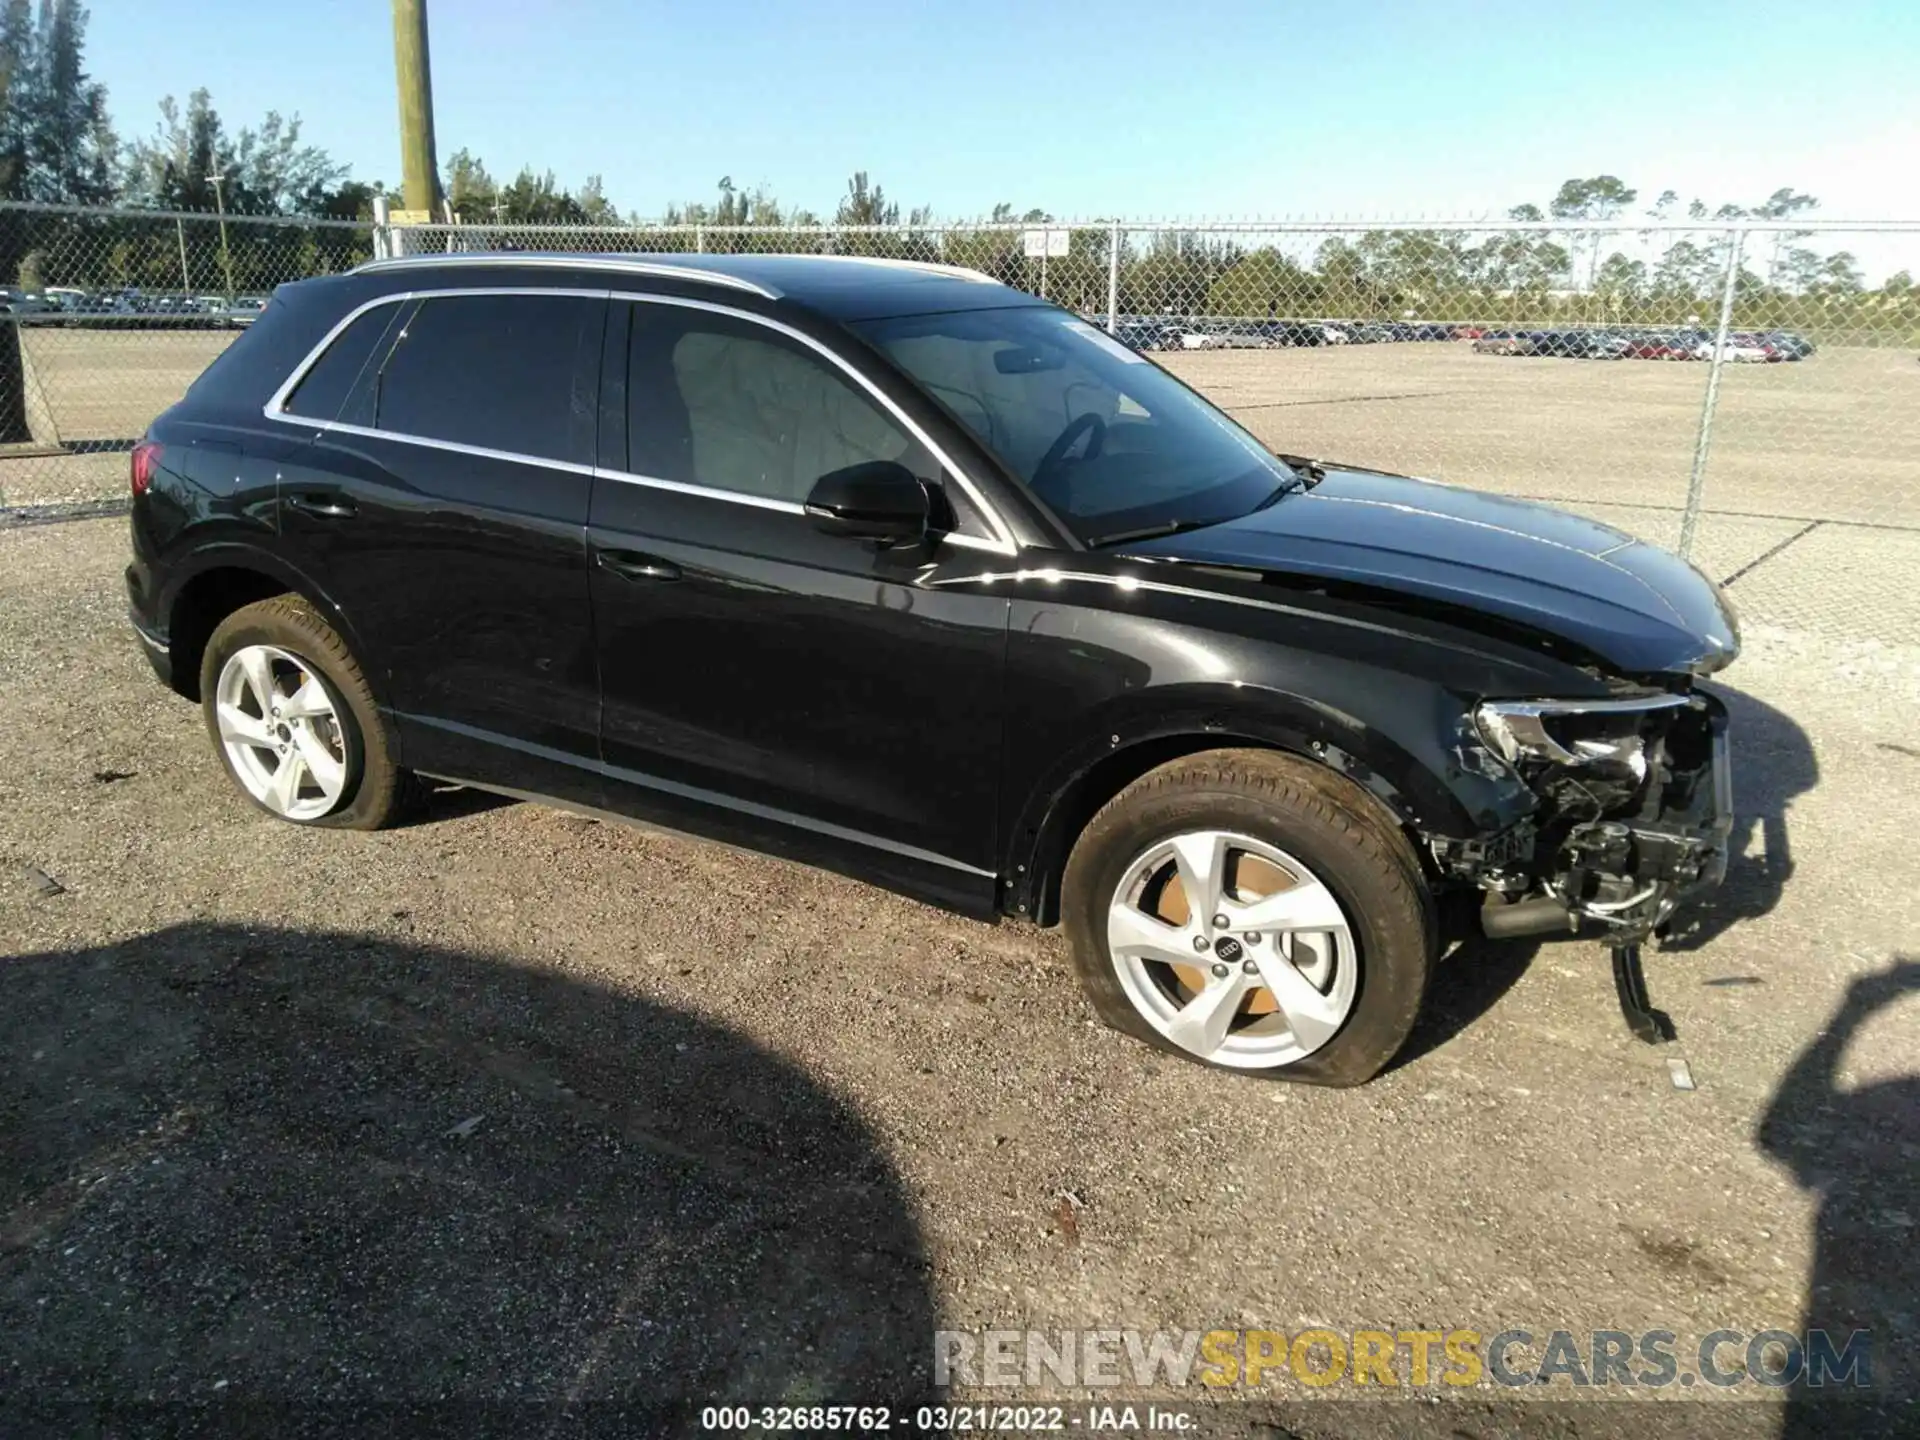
[88,0,1917,225]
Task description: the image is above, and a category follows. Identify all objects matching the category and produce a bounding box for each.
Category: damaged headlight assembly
[1472,693,1692,778]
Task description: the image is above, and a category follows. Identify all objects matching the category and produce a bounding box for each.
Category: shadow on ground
[1761,956,1920,1439]
[0,923,935,1429]
[1660,684,1816,956]
[1387,933,1542,1072]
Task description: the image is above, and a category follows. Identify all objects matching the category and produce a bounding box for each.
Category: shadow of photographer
[0,922,935,1427]
[1759,957,1920,1438]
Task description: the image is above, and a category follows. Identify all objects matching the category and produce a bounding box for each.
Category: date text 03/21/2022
[698,1404,1197,1432]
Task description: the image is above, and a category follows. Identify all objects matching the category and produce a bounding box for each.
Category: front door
[278,288,608,804]
[586,298,1010,913]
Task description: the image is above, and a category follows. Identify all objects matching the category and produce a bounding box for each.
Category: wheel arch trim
[1005,693,1475,925]
[158,542,388,712]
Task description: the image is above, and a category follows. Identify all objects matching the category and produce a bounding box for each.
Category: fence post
[175,218,191,294]
[371,195,392,261]
[1678,224,1745,560]
[1106,222,1121,332]
[694,225,705,255]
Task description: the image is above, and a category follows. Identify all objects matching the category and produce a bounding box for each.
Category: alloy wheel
[1106,830,1358,1068]
[214,644,350,820]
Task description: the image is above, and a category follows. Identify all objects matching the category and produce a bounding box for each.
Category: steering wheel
[1031,412,1107,501]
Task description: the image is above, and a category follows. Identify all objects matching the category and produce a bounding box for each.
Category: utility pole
[391,0,441,215]
[208,172,235,298]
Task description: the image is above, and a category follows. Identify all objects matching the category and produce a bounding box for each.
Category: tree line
[0,2,1910,342]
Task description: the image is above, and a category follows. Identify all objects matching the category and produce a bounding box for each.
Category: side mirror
[804,461,929,546]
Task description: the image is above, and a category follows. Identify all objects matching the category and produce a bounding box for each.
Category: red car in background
[1627,332,1704,360]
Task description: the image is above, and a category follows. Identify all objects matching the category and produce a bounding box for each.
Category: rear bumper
[127,561,173,687]
[130,611,173,686]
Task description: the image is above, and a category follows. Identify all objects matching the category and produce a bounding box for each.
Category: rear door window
[373,293,605,464]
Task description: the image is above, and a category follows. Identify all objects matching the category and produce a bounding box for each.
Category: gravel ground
[3,518,1917,1438]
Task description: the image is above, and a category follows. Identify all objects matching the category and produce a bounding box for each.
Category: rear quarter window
[280,300,416,424]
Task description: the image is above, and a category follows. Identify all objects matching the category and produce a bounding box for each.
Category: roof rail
[348,252,781,299]
[786,254,1001,285]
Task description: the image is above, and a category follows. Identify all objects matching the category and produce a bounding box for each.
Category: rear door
[276,287,608,804]
[584,298,1012,913]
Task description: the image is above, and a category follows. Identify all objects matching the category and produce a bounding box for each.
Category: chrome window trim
[597,468,804,515]
[610,290,1016,554]
[349,252,780,298]
[295,417,599,478]
[262,285,616,421]
[263,285,1021,555]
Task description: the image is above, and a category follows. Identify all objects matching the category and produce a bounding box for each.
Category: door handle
[595,548,681,582]
[285,493,357,519]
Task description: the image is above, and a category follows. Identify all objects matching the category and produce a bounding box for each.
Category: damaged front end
[1431,688,1733,1037]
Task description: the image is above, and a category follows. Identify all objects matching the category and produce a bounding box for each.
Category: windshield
[852,306,1299,543]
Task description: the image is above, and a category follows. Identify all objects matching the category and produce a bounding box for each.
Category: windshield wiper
[1086,517,1221,548]
[1236,455,1324,517]
[1275,453,1327,485]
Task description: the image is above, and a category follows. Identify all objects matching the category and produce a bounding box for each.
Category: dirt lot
[1167,344,1920,647]
[19,326,239,446]
[1165,343,1920,532]
[3,517,1916,1436]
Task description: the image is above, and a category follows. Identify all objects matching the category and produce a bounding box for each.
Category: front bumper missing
[1441,692,1734,1041]
[1555,697,1733,939]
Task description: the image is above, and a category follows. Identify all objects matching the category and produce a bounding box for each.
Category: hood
[1125,467,1739,675]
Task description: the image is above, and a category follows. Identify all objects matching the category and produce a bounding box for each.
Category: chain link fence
[0,201,374,508]
[4,200,1916,646]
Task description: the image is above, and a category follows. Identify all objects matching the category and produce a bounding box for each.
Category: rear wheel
[199,595,421,829]
[1061,749,1434,1085]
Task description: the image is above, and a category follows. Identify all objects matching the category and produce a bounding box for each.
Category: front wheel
[199,594,422,829]
[1061,750,1434,1085]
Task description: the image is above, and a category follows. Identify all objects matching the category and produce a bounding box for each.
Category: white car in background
[1156,325,1217,351]
[1694,334,1775,363]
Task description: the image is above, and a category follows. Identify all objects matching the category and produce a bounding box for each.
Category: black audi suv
[127,251,1738,1083]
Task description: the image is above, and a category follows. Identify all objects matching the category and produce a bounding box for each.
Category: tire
[198,593,423,830]
[1061,749,1434,1086]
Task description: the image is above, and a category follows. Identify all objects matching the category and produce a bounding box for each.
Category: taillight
[130,439,161,496]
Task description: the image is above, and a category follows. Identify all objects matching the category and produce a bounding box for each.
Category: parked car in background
[1762,330,1815,360]
[214,296,269,328]
[1213,323,1275,350]
[1625,331,1700,360]
[1695,334,1774,363]
[1156,325,1216,351]
[1472,331,1540,356]
[1319,323,1353,345]
[126,250,1739,1082]
[1572,331,1632,359]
